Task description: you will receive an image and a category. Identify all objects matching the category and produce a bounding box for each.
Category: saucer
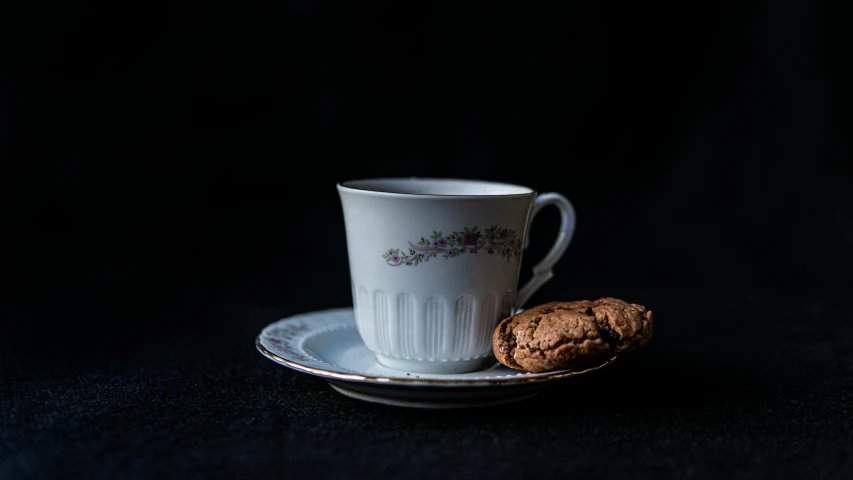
[255,307,618,408]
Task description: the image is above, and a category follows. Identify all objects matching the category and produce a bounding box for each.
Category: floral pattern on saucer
[259,322,313,364]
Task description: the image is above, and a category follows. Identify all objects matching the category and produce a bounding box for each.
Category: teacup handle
[515,192,576,309]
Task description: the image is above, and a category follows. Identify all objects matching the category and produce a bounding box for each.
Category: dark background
[1,0,851,478]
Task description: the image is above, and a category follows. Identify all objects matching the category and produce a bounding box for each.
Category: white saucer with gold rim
[255,307,617,409]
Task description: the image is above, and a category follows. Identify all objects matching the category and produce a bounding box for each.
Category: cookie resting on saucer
[492,298,653,373]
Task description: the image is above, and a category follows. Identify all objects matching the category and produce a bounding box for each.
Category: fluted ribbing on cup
[373,290,390,354]
[423,296,445,360]
[397,293,415,358]
[356,286,372,350]
[452,295,474,359]
[353,287,510,362]
[478,293,498,356]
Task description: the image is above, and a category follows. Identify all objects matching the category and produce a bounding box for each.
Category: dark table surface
[3,279,851,479]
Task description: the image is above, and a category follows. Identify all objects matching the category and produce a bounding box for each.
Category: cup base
[374,354,493,375]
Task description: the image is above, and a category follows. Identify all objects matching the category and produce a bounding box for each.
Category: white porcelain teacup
[337,177,575,374]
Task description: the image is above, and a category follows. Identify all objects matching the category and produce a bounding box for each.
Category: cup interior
[339,177,534,196]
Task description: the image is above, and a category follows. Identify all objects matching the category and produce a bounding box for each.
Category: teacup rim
[337,177,537,198]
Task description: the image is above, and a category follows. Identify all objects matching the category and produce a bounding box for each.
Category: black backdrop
[2,1,851,479]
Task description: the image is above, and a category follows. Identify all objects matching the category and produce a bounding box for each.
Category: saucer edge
[255,335,619,387]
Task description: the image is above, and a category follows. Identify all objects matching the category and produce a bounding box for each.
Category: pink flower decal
[461,232,480,246]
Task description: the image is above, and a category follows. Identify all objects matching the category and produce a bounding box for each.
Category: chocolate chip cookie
[492,298,653,373]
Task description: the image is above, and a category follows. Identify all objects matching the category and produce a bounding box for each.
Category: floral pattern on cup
[383,225,522,266]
